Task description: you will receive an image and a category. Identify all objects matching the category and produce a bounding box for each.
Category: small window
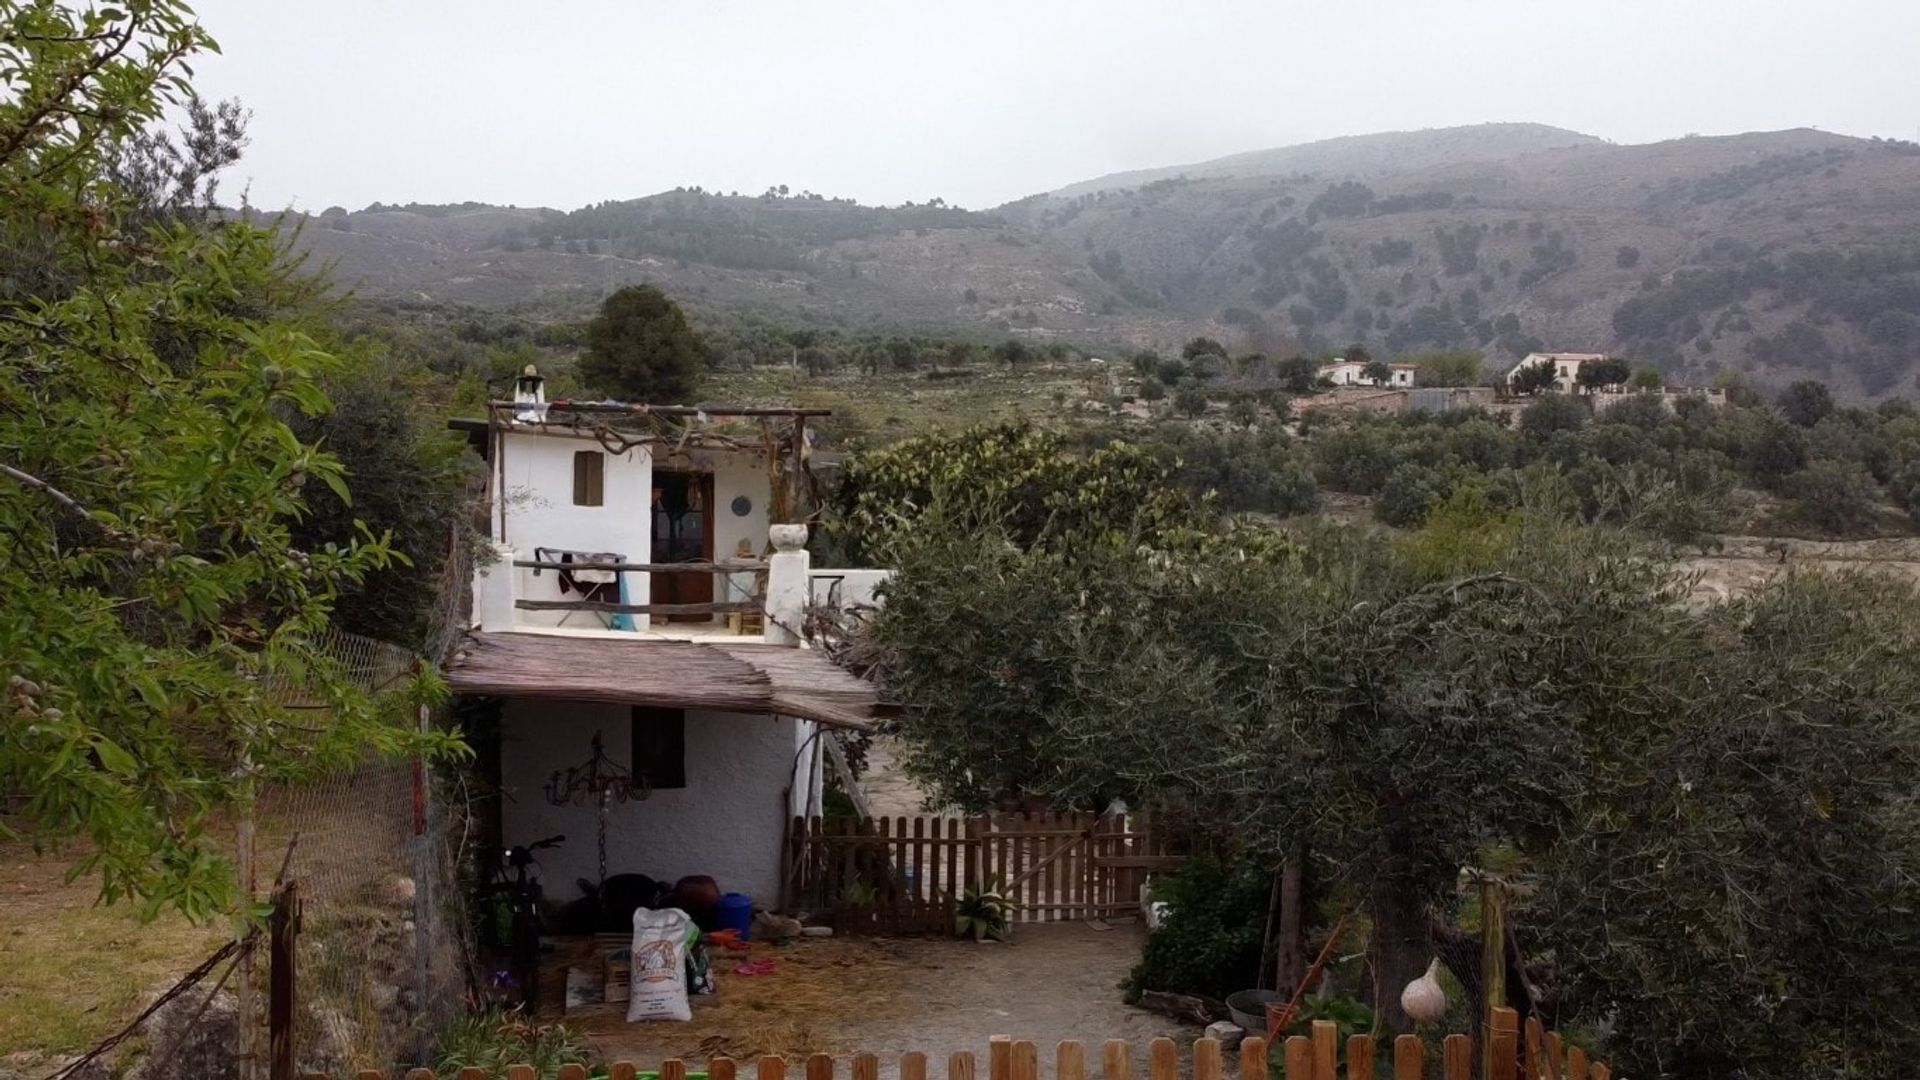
[572,451,605,506]
[631,707,687,789]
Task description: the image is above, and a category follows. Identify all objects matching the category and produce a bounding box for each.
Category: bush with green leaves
[1519,394,1591,439]
[1376,464,1452,526]
[1126,856,1272,1002]
[1790,459,1883,536]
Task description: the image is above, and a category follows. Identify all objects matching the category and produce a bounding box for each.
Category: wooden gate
[784,813,1180,934]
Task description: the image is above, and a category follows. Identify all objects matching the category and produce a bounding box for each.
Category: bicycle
[483,833,564,1013]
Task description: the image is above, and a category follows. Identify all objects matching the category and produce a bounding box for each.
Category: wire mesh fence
[252,755,475,1074]
[236,540,485,1077]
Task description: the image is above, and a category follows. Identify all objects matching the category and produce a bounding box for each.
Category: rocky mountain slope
[291,124,1920,397]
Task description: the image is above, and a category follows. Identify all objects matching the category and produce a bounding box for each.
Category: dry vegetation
[0,841,225,1065]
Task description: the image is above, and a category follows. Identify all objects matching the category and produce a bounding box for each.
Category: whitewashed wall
[706,451,772,606]
[810,569,892,611]
[496,430,654,629]
[498,698,818,906]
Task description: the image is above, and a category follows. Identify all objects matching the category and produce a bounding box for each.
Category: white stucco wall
[496,429,654,630]
[498,698,818,907]
[706,452,773,606]
[810,569,892,611]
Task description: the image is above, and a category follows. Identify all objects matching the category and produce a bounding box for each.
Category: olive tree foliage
[0,2,459,920]
[866,475,1920,1068]
[868,479,1677,1030]
[1533,570,1920,1079]
[823,423,1199,565]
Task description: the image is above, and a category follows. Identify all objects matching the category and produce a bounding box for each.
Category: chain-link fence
[234,526,485,1075]
[252,754,475,1073]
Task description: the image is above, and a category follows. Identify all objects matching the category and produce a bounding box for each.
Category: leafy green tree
[825,423,1198,565]
[1376,465,1450,526]
[993,339,1031,367]
[1408,350,1483,387]
[1173,383,1209,417]
[1139,377,1167,401]
[287,351,475,645]
[0,0,456,918]
[1535,571,1920,1079]
[1520,394,1590,439]
[1509,359,1558,395]
[576,284,708,402]
[1131,350,1161,378]
[1276,356,1320,394]
[1627,366,1664,391]
[1575,356,1632,391]
[1791,460,1882,536]
[1182,336,1228,361]
[1777,379,1835,427]
[1362,359,1395,386]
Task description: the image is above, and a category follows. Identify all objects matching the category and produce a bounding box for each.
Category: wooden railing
[510,559,767,619]
[786,813,1178,933]
[512,559,769,573]
[313,1014,1613,1080]
[514,598,763,617]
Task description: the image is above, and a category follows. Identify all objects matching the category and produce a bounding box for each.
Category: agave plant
[955,878,1015,942]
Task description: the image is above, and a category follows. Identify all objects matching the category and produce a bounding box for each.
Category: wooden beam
[821,733,872,819]
[491,401,834,418]
[514,599,763,616]
[514,559,767,573]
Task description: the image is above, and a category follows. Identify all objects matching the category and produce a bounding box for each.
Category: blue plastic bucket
[717,892,754,939]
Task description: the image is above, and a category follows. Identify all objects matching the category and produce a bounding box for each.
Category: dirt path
[571,923,1187,1075]
[1680,533,1920,602]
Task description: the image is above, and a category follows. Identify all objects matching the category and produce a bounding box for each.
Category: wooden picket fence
[784,812,1180,933]
[318,1011,1612,1080]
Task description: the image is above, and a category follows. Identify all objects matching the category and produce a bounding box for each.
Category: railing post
[473,542,519,631]
[764,524,811,646]
[268,881,300,1080]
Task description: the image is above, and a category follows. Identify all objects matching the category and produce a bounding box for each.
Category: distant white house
[1318,358,1416,388]
[1504,352,1609,394]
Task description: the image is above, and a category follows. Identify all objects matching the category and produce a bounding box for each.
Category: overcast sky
[188,0,1920,213]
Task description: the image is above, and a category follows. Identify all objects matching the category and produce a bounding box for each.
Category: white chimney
[513,364,546,423]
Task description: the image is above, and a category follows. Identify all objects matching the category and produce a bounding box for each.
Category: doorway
[650,470,715,620]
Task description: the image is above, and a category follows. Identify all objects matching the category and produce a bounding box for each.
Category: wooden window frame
[572,450,605,506]
[630,706,687,790]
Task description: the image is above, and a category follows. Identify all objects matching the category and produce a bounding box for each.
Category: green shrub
[1377,465,1452,527]
[436,1012,596,1080]
[1126,856,1271,1002]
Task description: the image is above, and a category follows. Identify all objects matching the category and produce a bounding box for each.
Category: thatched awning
[444,632,878,730]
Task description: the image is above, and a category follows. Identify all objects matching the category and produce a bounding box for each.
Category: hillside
[292,125,1920,398]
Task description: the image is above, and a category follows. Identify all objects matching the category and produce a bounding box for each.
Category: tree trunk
[1276,854,1306,994]
[1369,853,1431,1034]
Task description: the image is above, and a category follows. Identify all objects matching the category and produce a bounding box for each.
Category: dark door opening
[650,471,715,620]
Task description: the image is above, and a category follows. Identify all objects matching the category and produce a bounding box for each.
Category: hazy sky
[189,0,1920,213]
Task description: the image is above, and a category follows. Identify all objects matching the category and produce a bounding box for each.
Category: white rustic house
[443,375,887,909]
[1318,358,1416,387]
[1503,351,1609,394]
